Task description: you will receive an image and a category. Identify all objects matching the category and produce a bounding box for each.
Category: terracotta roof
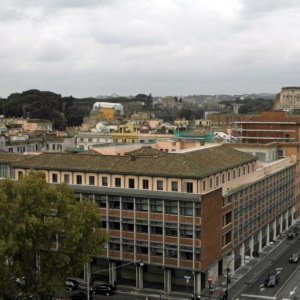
[9,145,256,179]
[0,153,35,164]
[124,146,165,157]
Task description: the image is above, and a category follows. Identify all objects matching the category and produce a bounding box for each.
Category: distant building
[92,102,124,115]
[161,96,183,110]
[273,87,300,111]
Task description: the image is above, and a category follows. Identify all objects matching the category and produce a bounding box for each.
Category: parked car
[287,231,297,240]
[65,278,80,291]
[69,291,92,300]
[289,252,300,263]
[91,284,115,296]
[264,274,279,287]
[100,284,116,293]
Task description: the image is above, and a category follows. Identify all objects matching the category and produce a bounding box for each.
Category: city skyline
[1,0,300,98]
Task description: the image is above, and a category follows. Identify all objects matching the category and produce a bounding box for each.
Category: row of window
[105,219,200,238]
[50,161,255,192]
[109,240,200,261]
[77,193,201,217]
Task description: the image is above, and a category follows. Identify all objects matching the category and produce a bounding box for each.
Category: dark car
[65,278,80,290]
[289,252,300,263]
[264,274,279,287]
[91,284,115,296]
[287,231,297,240]
[69,291,92,300]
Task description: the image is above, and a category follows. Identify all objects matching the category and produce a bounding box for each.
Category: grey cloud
[10,0,121,9]
[241,0,300,18]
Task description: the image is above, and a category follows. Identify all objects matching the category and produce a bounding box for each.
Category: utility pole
[225,259,233,300]
[85,262,90,300]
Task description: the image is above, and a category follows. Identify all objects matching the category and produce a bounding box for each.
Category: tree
[0,171,106,299]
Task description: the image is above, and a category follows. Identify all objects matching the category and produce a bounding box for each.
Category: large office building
[0,144,296,296]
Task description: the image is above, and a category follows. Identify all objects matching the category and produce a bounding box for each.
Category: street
[238,236,300,299]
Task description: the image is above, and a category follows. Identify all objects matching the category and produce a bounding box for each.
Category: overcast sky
[1,0,300,98]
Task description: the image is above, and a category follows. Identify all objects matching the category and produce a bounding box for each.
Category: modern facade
[1,144,296,296]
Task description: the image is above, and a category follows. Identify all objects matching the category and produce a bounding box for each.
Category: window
[115,177,121,187]
[102,177,108,187]
[223,231,232,246]
[180,202,193,216]
[151,221,163,235]
[171,181,178,192]
[216,176,219,186]
[224,212,232,225]
[95,194,106,208]
[108,196,120,209]
[186,182,193,193]
[165,222,177,237]
[142,179,149,190]
[165,200,178,214]
[64,174,70,183]
[136,241,148,254]
[227,172,231,181]
[151,199,163,213]
[109,238,120,251]
[89,176,95,185]
[202,180,206,191]
[165,245,177,258]
[151,243,163,256]
[136,198,148,211]
[222,174,225,183]
[76,175,82,185]
[123,240,134,253]
[52,173,58,183]
[157,180,163,191]
[136,219,148,233]
[128,178,135,189]
[180,246,193,260]
[122,197,133,210]
[52,144,55,150]
[180,224,193,238]
[209,178,213,189]
[109,218,120,230]
[122,219,134,231]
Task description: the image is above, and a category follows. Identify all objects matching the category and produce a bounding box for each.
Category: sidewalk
[201,237,288,300]
[117,235,290,300]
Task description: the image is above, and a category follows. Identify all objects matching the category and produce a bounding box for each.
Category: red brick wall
[200,188,223,271]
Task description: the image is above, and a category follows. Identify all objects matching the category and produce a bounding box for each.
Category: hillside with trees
[0,90,154,130]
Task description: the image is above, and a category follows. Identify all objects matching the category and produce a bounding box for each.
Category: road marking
[276,267,283,274]
[241,294,276,299]
[275,264,300,297]
[290,286,298,296]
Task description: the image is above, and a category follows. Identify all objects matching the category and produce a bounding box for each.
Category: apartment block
[1,144,296,296]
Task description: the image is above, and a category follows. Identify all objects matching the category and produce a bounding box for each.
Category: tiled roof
[0,153,35,164]
[10,145,256,179]
[124,146,165,157]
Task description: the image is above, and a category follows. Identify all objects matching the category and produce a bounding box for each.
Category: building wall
[200,188,223,271]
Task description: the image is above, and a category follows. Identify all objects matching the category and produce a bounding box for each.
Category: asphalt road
[240,236,300,299]
[275,265,300,300]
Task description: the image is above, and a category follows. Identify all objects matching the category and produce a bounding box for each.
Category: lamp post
[184,275,191,294]
[225,259,234,300]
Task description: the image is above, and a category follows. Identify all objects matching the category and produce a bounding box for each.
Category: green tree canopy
[0,171,106,299]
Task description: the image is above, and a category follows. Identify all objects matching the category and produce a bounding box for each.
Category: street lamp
[225,258,234,300]
[184,275,191,293]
